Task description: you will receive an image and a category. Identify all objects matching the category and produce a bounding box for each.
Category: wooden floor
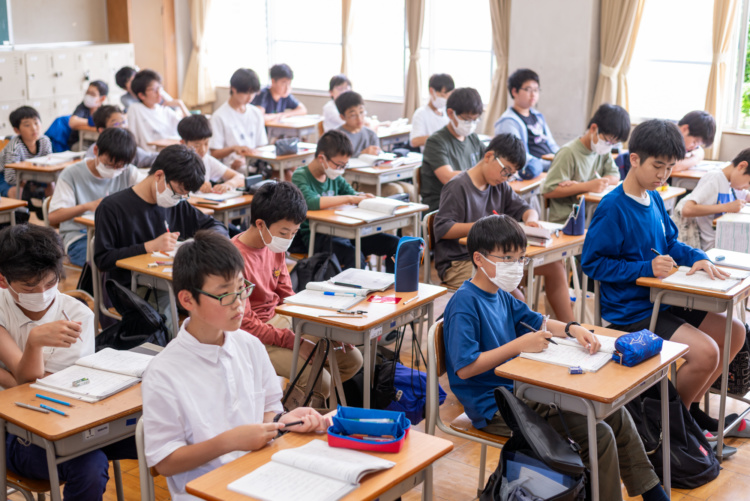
[8,223,750,500]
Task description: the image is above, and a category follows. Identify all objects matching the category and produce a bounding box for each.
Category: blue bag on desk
[394,236,424,293]
[562,197,585,236]
[612,329,663,367]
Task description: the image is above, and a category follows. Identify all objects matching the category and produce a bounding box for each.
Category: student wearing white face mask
[232,182,363,402]
[49,127,143,267]
[410,73,455,151]
[68,80,108,150]
[542,104,630,224]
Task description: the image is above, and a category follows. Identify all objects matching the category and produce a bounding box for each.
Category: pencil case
[612,329,663,367]
[328,405,411,453]
[394,236,424,293]
[562,197,585,236]
[275,137,299,155]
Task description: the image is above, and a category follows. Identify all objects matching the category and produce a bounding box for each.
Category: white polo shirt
[202,153,230,183]
[127,102,181,151]
[210,101,268,167]
[0,288,95,374]
[410,104,450,152]
[322,99,344,132]
[142,319,284,501]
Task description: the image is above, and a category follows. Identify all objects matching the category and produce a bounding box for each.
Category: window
[736,4,750,129]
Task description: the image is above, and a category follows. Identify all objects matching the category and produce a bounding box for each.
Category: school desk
[77,129,100,152]
[509,172,547,214]
[276,283,447,410]
[378,123,412,151]
[186,429,453,501]
[246,143,316,181]
[579,185,686,227]
[189,193,254,227]
[0,383,142,501]
[5,159,78,199]
[636,270,750,461]
[265,115,323,142]
[343,160,421,198]
[670,160,728,191]
[307,203,428,269]
[0,197,27,225]
[146,137,180,152]
[496,324,688,500]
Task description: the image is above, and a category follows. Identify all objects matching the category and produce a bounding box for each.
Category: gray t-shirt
[420,126,484,213]
[337,125,379,157]
[433,171,530,278]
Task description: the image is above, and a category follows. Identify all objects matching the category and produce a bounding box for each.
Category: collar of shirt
[174,318,235,364]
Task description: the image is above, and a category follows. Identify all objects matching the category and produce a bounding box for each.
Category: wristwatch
[565,321,581,338]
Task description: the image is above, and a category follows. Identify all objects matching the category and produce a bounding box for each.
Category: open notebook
[335,197,412,222]
[227,440,394,501]
[662,266,750,292]
[283,289,361,311]
[27,151,85,166]
[519,334,617,373]
[190,190,243,202]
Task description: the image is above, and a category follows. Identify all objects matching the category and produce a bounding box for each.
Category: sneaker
[711,441,738,458]
[725,418,750,438]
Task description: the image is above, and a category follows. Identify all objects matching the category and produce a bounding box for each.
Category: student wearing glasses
[94,145,228,330]
[126,69,189,151]
[434,134,575,322]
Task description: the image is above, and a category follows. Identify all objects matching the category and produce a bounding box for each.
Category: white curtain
[483,0,511,135]
[403,0,426,118]
[181,0,216,108]
[616,0,645,110]
[341,0,353,74]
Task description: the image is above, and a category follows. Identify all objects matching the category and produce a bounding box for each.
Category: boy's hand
[145,232,181,254]
[231,158,246,170]
[28,320,82,349]
[570,325,600,354]
[212,183,233,194]
[281,407,328,433]
[516,330,553,353]
[361,145,381,156]
[652,255,676,278]
[230,423,284,451]
[235,145,253,156]
[525,220,540,228]
[348,195,368,205]
[85,198,103,212]
[199,181,212,193]
[585,178,609,193]
[723,199,746,213]
[688,260,729,280]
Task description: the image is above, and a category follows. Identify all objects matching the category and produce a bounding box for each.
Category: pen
[36,394,72,407]
[322,291,357,297]
[403,296,419,305]
[519,321,558,345]
[333,282,362,289]
[62,310,71,321]
[15,402,49,414]
[164,220,170,233]
[338,309,367,315]
[281,420,304,428]
[40,404,68,416]
[650,248,678,268]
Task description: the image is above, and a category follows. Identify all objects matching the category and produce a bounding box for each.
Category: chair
[421,210,459,290]
[426,320,507,497]
[42,196,52,227]
[317,120,325,138]
[136,417,157,501]
[90,235,122,324]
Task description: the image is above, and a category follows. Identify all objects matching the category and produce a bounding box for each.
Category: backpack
[289,251,342,292]
[94,280,169,351]
[711,323,750,396]
[624,379,720,489]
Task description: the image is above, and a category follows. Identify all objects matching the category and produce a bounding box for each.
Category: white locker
[25,98,56,129]
[25,51,55,99]
[54,95,79,118]
[52,49,83,97]
[0,54,26,101]
[77,46,109,93]
[104,44,136,94]
[0,100,27,137]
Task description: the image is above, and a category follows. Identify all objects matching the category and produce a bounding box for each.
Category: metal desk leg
[363,331,372,409]
[412,213,419,236]
[585,401,599,501]
[10,211,15,226]
[422,464,433,501]
[715,304,735,462]
[43,440,62,501]
[661,373,671,497]
[327,331,347,408]
[167,285,179,338]
[525,260,536,308]
[288,321,304,389]
[355,228,362,269]
[376,181,381,198]
[308,222,317,257]
[580,272,588,324]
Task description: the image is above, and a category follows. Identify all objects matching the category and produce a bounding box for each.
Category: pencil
[15,402,49,414]
[518,321,558,345]
[650,248,678,268]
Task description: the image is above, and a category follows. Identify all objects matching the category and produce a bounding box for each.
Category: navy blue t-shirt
[251,87,301,114]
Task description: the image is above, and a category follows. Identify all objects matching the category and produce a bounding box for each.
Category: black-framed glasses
[196,279,255,306]
[520,86,540,94]
[495,157,516,179]
[325,157,349,170]
[167,181,189,201]
[486,254,531,266]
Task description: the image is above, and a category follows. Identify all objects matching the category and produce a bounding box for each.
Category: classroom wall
[10,0,108,45]
[174,0,191,96]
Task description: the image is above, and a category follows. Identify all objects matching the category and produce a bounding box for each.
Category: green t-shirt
[291,165,357,245]
[542,138,620,223]
[420,126,484,213]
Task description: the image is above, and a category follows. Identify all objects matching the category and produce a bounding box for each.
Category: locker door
[77,46,108,94]
[0,54,26,101]
[52,49,82,96]
[25,98,56,128]
[0,100,27,137]
[54,95,79,119]
[25,51,54,99]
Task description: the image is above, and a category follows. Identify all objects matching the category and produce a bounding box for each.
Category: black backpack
[624,379,720,489]
[94,280,169,351]
[289,252,342,293]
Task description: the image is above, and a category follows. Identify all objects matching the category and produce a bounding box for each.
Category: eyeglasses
[520,86,540,94]
[596,132,618,146]
[486,254,531,266]
[495,157,516,179]
[111,120,128,128]
[167,181,189,201]
[196,279,255,306]
[325,157,349,170]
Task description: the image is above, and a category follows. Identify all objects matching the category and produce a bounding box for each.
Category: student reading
[143,230,328,501]
[127,69,188,151]
[0,105,53,199]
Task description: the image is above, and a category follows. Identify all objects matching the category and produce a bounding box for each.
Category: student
[177,115,244,194]
[209,68,268,171]
[443,215,670,501]
[581,119,747,438]
[678,148,750,251]
[252,63,308,124]
[0,106,53,199]
[232,182,363,400]
[291,130,400,272]
[420,87,484,213]
[323,74,351,132]
[50,127,139,266]
[542,104,629,224]
[494,68,559,175]
[68,80,108,149]
[674,111,716,172]
[335,91,380,156]
[126,69,188,151]
[410,73,455,150]
[116,65,183,114]
[434,134,575,322]
[143,230,327,500]
[84,105,158,168]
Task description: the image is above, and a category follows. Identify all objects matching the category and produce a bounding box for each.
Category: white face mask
[259,222,293,253]
[431,95,447,109]
[155,179,183,208]
[591,132,613,156]
[480,255,524,293]
[452,116,478,137]
[83,94,99,109]
[9,283,59,312]
[323,158,346,180]
[96,161,124,179]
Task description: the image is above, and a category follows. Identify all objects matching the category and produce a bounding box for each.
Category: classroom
[1,0,750,500]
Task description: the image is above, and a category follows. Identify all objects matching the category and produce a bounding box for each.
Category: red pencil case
[327,405,411,453]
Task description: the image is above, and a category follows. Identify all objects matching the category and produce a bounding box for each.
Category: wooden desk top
[0,383,141,441]
[541,153,555,161]
[276,283,447,331]
[671,162,729,180]
[189,194,254,211]
[509,172,547,196]
[186,430,453,501]
[5,159,77,172]
[73,215,95,228]
[0,197,28,211]
[458,230,586,257]
[636,267,750,301]
[306,203,428,226]
[116,254,174,281]
[265,116,323,129]
[495,325,689,404]
[581,185,685,204]
[147,138,180,149]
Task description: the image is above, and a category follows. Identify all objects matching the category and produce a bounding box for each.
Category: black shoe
[711,441,737,458]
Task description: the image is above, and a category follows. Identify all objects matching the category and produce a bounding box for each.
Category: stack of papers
[191,190,243,202]
[27,151,85,166]
[329,269,394,291]
[692,161,728,171]
[283,289,362,311]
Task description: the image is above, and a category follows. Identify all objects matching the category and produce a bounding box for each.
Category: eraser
[569,367,583,375]
[715,255,725,261]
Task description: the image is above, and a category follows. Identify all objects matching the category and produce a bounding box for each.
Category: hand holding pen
[650,248,677,278]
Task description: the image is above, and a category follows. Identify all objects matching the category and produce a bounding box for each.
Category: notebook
[329,268,394,291]
[27,151,85,166]
[227,440,394,501]
[519,342,612,372]
[662,266,748,292]
[191,190,243,202]
[555,334,617,354]
[283,289,362,311]
[335,197,411,222]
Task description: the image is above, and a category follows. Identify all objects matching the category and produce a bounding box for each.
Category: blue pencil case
[612,329,663,367]
[328,405,411,453]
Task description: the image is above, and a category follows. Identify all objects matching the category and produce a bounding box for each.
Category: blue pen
[36,394,72,407]
[323,291,357,297]
[40,404,68,416]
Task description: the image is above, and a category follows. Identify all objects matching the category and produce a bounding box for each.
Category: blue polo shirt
[251,87,301,114]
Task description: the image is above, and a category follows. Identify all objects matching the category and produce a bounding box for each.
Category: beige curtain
[704,0,740,160]
[616,0,645,110]
[403,0,426,118]
[483,0,511,135]
[341,0,354,74]
[182,0,216,108]
[590,0,641,111]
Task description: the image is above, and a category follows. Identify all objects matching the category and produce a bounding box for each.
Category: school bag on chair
[289,243,342,293]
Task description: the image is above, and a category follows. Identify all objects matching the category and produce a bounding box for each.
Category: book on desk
[284,269,395,309]
[348,152,422,169]
[190,190,243,202]
[662,265,750,292]
[335,197,414,222]
[26,151,85,166]
[519,334,617,373]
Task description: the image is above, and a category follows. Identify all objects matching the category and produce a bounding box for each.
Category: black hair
[467,215,527,269]
[177,114,212,142]
[92,105,124,129]
[678,111,716,148]
[315,130,354,159]
[270,63,293,80]
[89,80,109,97]
[95,127,137,165]
[629,119,686,164]
[173,230,243,305]
[329,74,351,91]
[587,104,631,142]
[486,134,526,170]
[508,68,539,97]
[230,68,261,94]
[250,181,307,226]
[9,106,41,129]
[131,69,162,99]
[335,91,364,115]
[428,73,455,93]
[148,144,206,192]
[0,224,64,285]
[446,87,483,116]
[731,148,750,173]
[115,66,137,90]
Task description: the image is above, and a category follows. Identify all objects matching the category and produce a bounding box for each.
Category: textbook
[330,268,394,291]
[190,190,243,202]
[519,224,552,247]
[283,289,362,311]
[227,440,395,501]
[662,266,749,292]
[707,248,750,271]
[27,151,85,166]
[335,197,411,222]
[30,348,154,402]
[692,160,728,171]
[519,338,614,372]
[348,152,422,169]
[306,281,371,296]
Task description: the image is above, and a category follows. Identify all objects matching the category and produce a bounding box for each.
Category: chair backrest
[425,210,438,251]
[420,209,438,284]
[413,167,421,202]
[136,417,156,501]
[317,121,324,138]
[42,196,53,227]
